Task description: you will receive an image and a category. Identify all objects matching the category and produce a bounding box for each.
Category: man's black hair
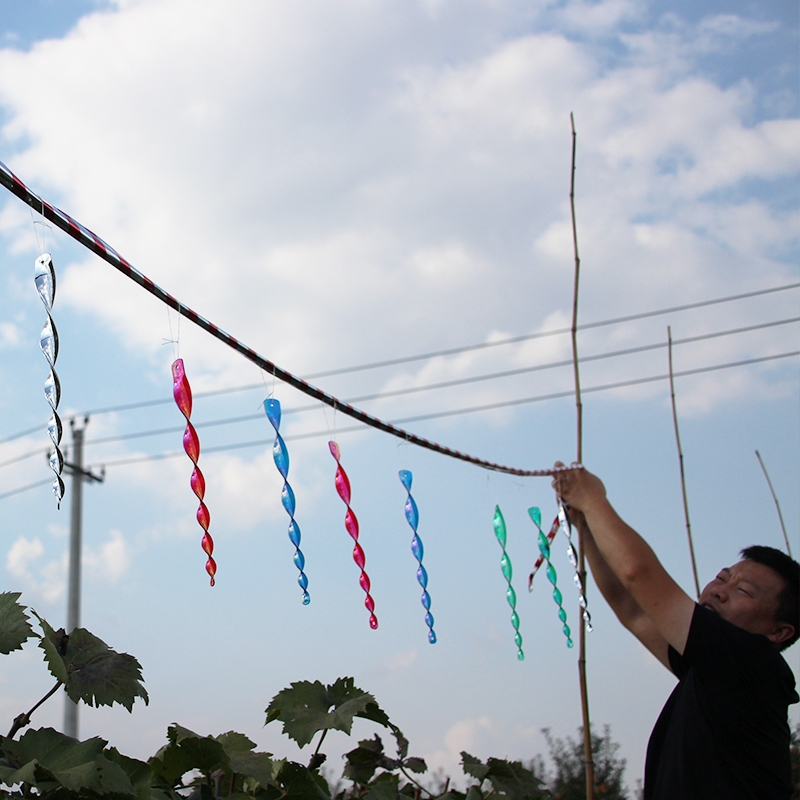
[740,545,800,651]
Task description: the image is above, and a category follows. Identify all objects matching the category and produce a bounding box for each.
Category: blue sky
[0,0,797,793]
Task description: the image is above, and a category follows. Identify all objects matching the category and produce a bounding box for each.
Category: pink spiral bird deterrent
[172,358,216,586]
[329,441,378,629]
[528,515,559,591]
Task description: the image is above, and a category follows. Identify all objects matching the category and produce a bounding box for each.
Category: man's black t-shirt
[644,604,798,799]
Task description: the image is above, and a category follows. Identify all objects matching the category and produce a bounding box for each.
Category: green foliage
[543,726,629,800]
[34,611,148,711]
[0,590,639,800]
[265,677,403,752]
[461,752,549,800]
[0,727,140,797]
[0,593,34,655]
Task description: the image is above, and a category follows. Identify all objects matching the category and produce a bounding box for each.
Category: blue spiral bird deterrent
[492,506,524,661]
[399,470,436,644]
[264,398,309,605]
[529,507,573,647]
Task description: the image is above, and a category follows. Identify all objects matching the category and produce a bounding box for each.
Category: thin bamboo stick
[755,450,793,557]
[569,112,595,800]
[667,327,701,598]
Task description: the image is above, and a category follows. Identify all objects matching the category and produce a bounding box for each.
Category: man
[553,463,799,799]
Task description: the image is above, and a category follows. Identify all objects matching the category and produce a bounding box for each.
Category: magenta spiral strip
[35,253,65,507]
[527,515,559,591]
[329,441,378,629]
[0,160,582,480]
[172,358,216,586]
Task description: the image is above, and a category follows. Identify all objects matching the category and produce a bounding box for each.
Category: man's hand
[551,460,694,662]
[552,461,607,514]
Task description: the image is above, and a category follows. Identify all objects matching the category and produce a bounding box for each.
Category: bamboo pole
[755,450,793,557]
[667,327,701,598]
[568,112,595,800]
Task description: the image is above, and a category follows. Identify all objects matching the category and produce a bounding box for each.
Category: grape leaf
[0,727,135,796]
[0,592,34,654]
[265,678,376,748]
[343,735,391,784]
[460,753,546,800]
[402,757,426,774]
[275,761,331,799]
[149,725,228,786]
[34,613,148,711]
[104,747,153,800]
[364,773,399,800]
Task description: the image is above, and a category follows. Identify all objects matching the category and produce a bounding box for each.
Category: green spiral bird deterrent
[528,507,573,648]
[492,506,524,661]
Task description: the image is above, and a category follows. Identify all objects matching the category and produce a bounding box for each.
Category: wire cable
[2,349,796,499]
[2,316,797,463]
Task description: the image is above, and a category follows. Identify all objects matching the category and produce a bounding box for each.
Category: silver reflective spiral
[35,254,65,507]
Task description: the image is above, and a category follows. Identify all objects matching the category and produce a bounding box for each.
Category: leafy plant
[0,590,635,800]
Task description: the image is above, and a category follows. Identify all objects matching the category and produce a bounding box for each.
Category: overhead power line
[75,349,797,471]
[49,281,800,421]
[1,315,797,466]
[1,348,796,501]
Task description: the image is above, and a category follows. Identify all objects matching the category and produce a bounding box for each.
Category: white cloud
[0,0,795,422]
[84,529,130,582]
[0,321,20,348]
[6,536,44,579]
[6,536,66,603]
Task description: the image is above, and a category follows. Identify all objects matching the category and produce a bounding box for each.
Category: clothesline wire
[0,316,796,469]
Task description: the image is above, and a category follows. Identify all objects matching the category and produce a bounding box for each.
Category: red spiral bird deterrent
[172,358,216,586]
[329,441,377,629]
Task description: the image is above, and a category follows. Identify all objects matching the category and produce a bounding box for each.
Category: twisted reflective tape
[265,399,310,605]
[399,470,436,643]
[35,254,65,507]
[558,502,592,631]
[528,507,572,647]
[492,507,524,661]
[172,359,216,585]
[0,161,582,480]
[329,441,378,629]
[528,515,559,591]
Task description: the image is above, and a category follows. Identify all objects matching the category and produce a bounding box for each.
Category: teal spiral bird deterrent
[264,398,310,605]
[399,470,436,644]
[557,502,592,632]
[529,506,573,647]
[35,253,65,507]
[492,506,524,661]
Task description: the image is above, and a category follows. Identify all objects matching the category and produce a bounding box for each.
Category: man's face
[699,559,786,641]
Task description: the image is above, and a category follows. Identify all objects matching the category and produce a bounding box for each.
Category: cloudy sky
[0,0,797,792]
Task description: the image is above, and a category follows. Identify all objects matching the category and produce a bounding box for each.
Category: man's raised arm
[555,464,695,656]
[573,510,671,667]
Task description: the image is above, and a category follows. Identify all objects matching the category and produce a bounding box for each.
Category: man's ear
[768,623,795,647]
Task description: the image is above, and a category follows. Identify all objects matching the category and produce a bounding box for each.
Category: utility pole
[61,416,104,739]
